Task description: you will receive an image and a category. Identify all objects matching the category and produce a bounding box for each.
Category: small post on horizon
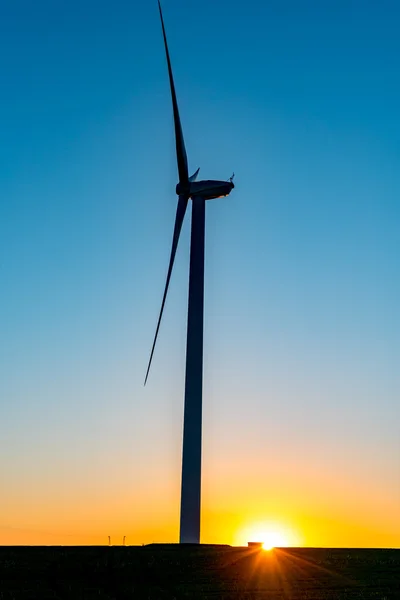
[180,196,206,544]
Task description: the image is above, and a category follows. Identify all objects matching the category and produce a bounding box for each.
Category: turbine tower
[145,1,235,544]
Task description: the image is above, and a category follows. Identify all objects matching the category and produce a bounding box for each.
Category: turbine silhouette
[145,1,235,545]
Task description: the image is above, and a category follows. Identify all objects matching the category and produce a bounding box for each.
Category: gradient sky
[1,0,399,547]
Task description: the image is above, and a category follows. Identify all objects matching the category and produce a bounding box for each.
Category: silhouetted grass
[0,545,398,599]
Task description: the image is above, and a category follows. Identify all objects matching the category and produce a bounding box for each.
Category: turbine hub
[176,182,190,195]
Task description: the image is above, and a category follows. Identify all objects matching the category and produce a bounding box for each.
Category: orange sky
[2,448,399,547]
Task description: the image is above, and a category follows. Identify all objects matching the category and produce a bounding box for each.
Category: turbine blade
[145,194,189,385]
[158,0,189,184]
[189,167,200,182]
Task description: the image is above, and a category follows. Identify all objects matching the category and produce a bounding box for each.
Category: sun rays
[219,546,354,598]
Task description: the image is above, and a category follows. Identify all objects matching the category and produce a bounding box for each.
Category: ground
[0,545,399,599]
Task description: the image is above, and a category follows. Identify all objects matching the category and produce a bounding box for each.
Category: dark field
[0,545,399,599]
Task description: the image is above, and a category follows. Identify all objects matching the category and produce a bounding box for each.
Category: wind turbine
[145,1,235,545]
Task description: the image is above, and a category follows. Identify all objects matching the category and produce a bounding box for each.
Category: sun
[260,530,288,551]
[237,521,299,551]
[256,529,289,550]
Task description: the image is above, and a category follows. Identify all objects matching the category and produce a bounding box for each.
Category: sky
[0,0,399,547]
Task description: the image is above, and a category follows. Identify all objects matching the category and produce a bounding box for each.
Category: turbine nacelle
[176,179,234,200]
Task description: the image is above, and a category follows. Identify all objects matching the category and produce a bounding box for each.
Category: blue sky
[0,0,399,545]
